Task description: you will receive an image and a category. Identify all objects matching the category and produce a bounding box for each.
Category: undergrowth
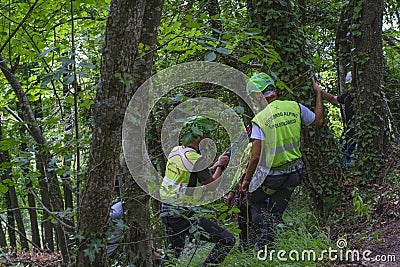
[174,190,335,266]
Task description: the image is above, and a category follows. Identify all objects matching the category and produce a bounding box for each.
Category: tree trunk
[0,56,69,262]
[27,179,41,248]
[61,154,74,249]
[351,0,388,182]
[36,152,54,251]
[1,151,16,248]
[124,1,165,263]
[8,185,29,250]
[0,120,21,249]
[76,0,147,266]
[122,160,152,266]
[0,220,6,247]
[5,192,17,248]
[246,0,342,214]
[335,4,353,124]
[18,111,41,249]
[32,99,54,252]
[43,152,70,261]
[335,4,352,92]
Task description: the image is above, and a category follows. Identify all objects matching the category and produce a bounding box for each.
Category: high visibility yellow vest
[252,100,302,168]
[160,146,205,204]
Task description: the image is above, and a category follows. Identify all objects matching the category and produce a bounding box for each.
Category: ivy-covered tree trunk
[247,0,342,214]
[122,0,165,265]
[76,0,147,266]
[351,0,389,182]
[336,4,352,94]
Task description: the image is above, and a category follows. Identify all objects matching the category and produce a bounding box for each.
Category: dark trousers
[162,211,235,266]
[247,170,302,249]
[343,141,357,167]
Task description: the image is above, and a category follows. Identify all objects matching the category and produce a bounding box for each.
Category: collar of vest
[187,145,200,154]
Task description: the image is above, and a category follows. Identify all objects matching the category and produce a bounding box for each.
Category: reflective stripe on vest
[167,146,195,172]
[160,146,203,203]
[252,100,302,168]
[271,141,300,155]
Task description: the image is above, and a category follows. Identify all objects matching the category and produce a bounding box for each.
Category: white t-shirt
[250,103,315,140]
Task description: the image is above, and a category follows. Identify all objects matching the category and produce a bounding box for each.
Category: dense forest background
[0,0,399,266]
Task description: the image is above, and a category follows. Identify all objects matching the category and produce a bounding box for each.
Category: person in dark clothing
[322,72,356,166]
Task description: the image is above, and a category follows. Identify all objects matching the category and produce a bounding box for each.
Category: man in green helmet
[160,116,235,266]
[241,72,323,250]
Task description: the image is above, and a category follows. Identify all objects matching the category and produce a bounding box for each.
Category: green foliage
[83,238,105,263]
[156,3,281,69]
[0,0,399,264]
[171,194,333,266]
[325,104,343,138]
[351,187,371,221]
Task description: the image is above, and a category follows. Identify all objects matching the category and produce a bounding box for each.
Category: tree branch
[0,55,47,145]
[4,106,34,136]
[0,0,40,54]
[29,189,75,230]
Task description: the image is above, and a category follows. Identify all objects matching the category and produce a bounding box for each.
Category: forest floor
[2,197,399,267]
[331,147,400,267]
[331,214,400,267]
[1,150,399,267]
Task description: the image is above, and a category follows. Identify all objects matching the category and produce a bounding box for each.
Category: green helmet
[181,116,214,146]
[246,72,276,95]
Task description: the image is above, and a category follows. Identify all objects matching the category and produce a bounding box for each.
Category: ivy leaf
[246,28,262,36]
[216,47,230,55]
[77,71,89,78]
[189,225,197,234]
[204,51,216,62]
